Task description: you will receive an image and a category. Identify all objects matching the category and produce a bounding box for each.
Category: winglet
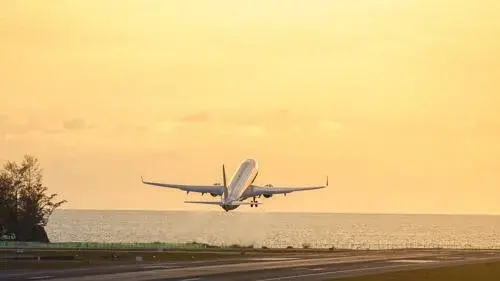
[222,164,229,201]
[222,164,227,188]
[326,176,329,187]
[141,176,144,183]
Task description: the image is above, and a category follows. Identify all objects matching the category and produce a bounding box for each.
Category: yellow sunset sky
[1,1,499,214]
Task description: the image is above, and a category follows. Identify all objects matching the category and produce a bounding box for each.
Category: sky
[1,0,499,214]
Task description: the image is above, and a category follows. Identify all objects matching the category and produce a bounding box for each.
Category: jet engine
[211,182,222,197]
[263,184,273,198]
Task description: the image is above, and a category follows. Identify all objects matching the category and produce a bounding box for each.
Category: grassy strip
[1,261,109,270]
[0,250,238,270]
[333,261,500,281]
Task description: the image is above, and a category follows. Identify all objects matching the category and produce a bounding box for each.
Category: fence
[318,242,500,250]
[1,241,500,250]
[0,241,210,250]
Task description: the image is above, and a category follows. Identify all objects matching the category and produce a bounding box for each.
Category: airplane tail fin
[222,164,229,201]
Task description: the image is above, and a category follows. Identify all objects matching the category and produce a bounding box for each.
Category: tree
[0,155,66,242]
[0,161,20,240]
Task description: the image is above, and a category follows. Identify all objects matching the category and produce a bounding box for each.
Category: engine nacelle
[263,194,272,198]
[264,184,274,188]
[213,182,222,186]
[210,193,218,197]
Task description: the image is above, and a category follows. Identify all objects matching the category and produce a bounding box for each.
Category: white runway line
[141,265,180,269]
[27,276,55,280]
[255,264,411,281]
[390,259,438,263]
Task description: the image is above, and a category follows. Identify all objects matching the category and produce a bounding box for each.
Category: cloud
[237,125,267,137]
[1,115,88,136]
[217,109,296,132]
[63,118,88,130]
[153,120,180,133]
[272,109,289,118]
[150,115,205,134]
[43,128,65,134]
[213,124,267,138]
[178,112,211,123]
[116,123,149,133]
[315,120,343,133]
[0,122,38,135]
[148,112,214,134]
[149,110,307,138]
[0,113,7,124]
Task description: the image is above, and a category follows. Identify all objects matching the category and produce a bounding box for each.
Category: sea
[45,210,500,250]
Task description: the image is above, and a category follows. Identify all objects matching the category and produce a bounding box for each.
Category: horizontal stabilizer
[230,201,262,205]
[184,201,222,205]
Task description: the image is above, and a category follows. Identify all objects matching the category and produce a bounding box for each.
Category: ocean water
[45,210,500,250]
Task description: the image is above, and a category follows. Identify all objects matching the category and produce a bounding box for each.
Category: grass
[1,261,105,270]
[0,249,244,270]
[333,261,500,281]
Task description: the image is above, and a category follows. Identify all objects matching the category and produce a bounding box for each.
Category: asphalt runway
[2,250,500,281]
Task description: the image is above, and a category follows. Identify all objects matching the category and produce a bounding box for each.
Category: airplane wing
[248,176,328,197]
[141,177,224,195]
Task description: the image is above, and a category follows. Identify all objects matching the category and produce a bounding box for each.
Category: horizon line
[55,208,500,216]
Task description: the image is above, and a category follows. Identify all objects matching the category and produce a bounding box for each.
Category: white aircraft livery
[141,158,328,212]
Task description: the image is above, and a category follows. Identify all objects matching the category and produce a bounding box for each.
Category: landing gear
[250,197,259,207]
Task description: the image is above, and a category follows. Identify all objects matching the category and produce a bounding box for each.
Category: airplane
[141,158,328,212]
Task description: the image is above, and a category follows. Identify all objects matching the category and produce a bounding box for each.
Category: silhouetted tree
[0,155,66,242]
[0,161,21,240]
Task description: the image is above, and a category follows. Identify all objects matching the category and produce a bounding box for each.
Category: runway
[2,250,500,281]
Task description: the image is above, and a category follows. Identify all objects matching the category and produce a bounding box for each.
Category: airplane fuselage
[221,159,259,211]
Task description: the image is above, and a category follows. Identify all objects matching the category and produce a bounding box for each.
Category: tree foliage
[0,155,66,241]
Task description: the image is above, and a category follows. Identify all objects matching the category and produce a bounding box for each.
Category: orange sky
[1,1,500,214]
